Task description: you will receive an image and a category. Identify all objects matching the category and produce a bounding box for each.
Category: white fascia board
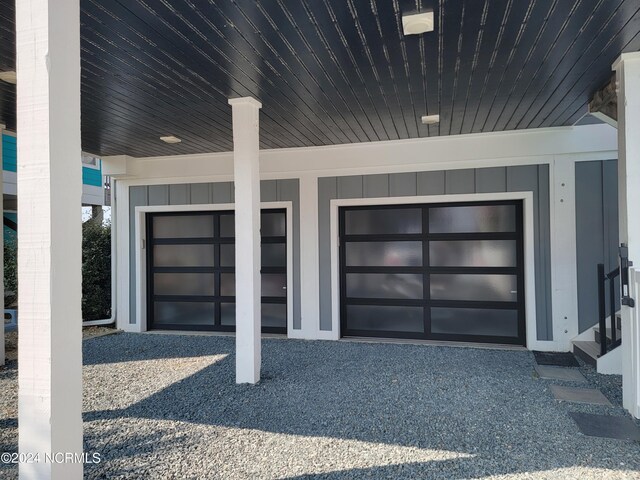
[121,124,617,182]
[260,124,618,177]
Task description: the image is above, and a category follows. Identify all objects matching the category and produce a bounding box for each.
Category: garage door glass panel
[154,302,215,325]
[346,273,423,299]
[153,215,214,238]
[262,243,286,267]
[220,273,235,297]
[153,244,215,267]
[429,205,516,233]
[429,240,517,267]
[261,212,286,237]
[220,215,234,237]
[430,274,517,302]
[262,274,287,297]
[430,308,519,337]
[220,244,235,267]
[262,304,287,328]
[345,208,421,235]
[345,241,422,267]
[220,303,235,325]
[154,273,215,296]
[346,305,424,333]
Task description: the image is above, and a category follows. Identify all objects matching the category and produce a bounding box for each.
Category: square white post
[16,0,83,478]
[229,97,262,384]
[613,52,640,418]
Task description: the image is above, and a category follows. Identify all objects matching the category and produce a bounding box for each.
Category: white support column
[16,0,83,478]
[229,97,262,384]
[549,155,579,351]
[298,175,321,339]
[613,52,640,418]
[0,123,4,367]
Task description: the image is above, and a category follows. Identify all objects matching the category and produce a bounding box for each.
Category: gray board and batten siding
[318,166,553,341]
[575,160,619,333]
[129,180,301,328]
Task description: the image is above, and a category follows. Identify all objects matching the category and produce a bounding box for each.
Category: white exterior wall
[106,124,618,351]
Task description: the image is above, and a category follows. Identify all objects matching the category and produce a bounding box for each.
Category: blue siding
[3,133,103,187]
[82,165,103,187]
[2,134,17,172]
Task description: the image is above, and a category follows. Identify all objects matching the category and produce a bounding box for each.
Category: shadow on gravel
[78,333,640,478]
[81,333,236,365]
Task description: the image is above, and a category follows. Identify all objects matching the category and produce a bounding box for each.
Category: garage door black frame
[339,200,526,345]
[146,209,287,334]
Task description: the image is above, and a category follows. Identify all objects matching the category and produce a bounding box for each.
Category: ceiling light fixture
[402,12,434,36]
[0,71,17,85]
[160,135,182,144]
[421,114,440,125]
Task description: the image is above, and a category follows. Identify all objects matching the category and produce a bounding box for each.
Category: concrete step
[594,327,622,345]
[573,340,600,367]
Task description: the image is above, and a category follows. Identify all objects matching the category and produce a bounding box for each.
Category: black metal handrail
[597,263,621,357]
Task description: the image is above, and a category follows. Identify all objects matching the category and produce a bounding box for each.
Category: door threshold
[340,336,527,351]
[144,330,287,339]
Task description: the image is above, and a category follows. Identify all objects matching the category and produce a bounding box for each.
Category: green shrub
[4,238,17,308]
[3,220,112,319]
[82,221,112,321]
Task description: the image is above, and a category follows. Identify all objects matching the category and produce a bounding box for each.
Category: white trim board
[132,201,295,336]
[328,191,560,352]
[115,180,132,331]
[548,155,579,351]
[297,175,321,340]
[106,124,617,182]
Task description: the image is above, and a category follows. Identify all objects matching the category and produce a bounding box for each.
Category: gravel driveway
[1,333,639,479]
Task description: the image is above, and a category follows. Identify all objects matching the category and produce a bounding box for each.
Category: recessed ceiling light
[0,71,17,85]
[402,12,434,36]
[160,135,182,144]
[421,114,440,125]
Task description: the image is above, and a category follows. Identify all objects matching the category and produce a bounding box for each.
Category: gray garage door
[339,201,525,345]
[146,209,287,333]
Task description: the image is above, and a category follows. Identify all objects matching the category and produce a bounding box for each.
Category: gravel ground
[2,326,118,361]
[1,333,639,479]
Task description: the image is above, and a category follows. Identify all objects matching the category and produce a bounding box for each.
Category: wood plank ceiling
[0,0,639,157]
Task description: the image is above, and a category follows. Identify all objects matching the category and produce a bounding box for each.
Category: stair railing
[597,263,621,357]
